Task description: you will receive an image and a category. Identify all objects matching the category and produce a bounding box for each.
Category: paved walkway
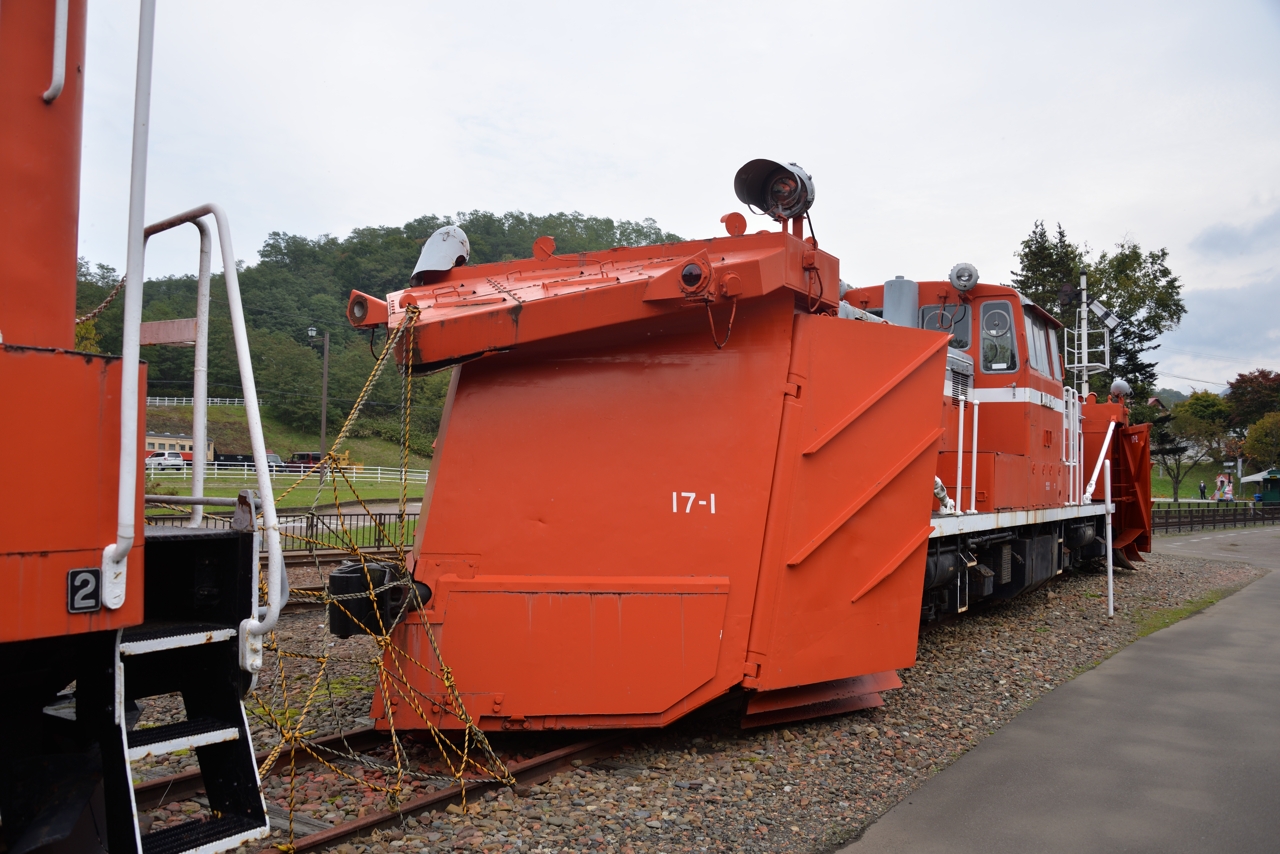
[841,526,1280,854]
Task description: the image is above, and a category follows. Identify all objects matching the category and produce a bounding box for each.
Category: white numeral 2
[672,492,715,514]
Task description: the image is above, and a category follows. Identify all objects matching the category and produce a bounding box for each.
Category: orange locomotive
[2,3,279,853]
[343,160,1152,733]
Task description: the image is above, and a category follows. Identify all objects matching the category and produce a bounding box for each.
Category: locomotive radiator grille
[949,370,971,406]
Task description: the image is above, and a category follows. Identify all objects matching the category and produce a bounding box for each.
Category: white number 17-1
[672,492,716,514]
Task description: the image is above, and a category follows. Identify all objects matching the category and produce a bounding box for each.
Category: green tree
[1153,397,1227,502]
[1179,390,1232,463]
[1226,369,1280,432]
[81,210,680,452]
[74,319,100,353]
[1011,221,1085,313]
[248,330,323,432]
[1012,223,1186,397]
[1087,240,1187,393]
[1244,413,1280,469]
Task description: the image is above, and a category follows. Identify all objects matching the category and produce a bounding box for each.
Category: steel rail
[133,727,386,811]
[133,726,625,850]
[286,735,625,852]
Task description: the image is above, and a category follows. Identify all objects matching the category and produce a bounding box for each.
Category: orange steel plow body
[365,230,950,731]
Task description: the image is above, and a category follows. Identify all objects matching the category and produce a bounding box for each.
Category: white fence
[146,462,429,484]
[147,396,251,406]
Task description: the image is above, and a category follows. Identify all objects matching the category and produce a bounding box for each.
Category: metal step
[127,718,239,761]
[120,622,236,655]
[140,813,268,854]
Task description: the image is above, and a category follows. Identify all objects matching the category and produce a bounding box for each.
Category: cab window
[1047,326,1062,380]
[1023,308,1051,376]
[920,303,971,350]
[980,301,1019,373]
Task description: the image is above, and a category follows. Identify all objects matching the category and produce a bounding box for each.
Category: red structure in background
[344,161,1152,733]
[3,4,275,853]
[0,0,147,641]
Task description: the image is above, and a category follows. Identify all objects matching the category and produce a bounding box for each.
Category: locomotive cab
[843,270,1150,618]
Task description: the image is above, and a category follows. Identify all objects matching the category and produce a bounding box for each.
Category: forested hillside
[77,211,681,456]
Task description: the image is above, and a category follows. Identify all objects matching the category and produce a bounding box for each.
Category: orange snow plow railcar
[344,161,1151,733]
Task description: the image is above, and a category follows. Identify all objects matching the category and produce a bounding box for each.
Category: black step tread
[141,814,266,854]
[129,717,238,748]
[121,621,235,644]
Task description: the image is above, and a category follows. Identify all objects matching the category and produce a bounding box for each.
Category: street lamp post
[308,327,331,455]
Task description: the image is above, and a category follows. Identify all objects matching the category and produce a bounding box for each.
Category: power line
[1157,372,1229,388]
[1160,346,1280,369]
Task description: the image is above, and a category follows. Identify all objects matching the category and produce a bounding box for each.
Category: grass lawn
[146,472,426,508]
[1134,586,1246,637]
[1150,460,1232,500]
[146,405,432,470]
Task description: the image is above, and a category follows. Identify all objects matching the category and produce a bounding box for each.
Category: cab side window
[920,303,971,350]
[1023,308,1051,376]
[980,301,1019,373]
[1047,325,1063,380]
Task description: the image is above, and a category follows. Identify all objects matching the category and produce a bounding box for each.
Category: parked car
[287,451,325,473]
[265,453,283,473]
[145,450,186,471]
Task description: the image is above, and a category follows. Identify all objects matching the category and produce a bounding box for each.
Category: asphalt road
[841,527,1280,854]
[1151,523,1280,565]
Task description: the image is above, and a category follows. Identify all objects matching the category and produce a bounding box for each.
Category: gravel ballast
[145,550,1265,853]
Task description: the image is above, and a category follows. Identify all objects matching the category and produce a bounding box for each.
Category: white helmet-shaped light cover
[411,226,471,283]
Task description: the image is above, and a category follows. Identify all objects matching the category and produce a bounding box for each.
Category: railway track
[282,548,401,569]
[133,606,959,844]
[134,728,626,851]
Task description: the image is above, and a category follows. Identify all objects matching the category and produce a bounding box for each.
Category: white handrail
[955,398,966,515]
[1085,419,1118,501]
[1104,459,1114,617]
[42,0,69,103]
[209,203,287,647]
[1076,394,1085,504]
[112,199,286,669]
[968,401,979,513]
[145,205,287,650]
[140,215,212,527]
[102,0,157,611]
[191,220,211,527]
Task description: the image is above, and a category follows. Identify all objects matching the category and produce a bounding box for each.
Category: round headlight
[681,263,704,290]
[949,262,979,292]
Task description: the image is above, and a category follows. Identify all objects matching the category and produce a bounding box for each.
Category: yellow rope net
[248,307,513,849]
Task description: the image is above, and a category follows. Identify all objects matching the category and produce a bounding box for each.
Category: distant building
[1147,396,1168,410]
[145,431,214,460]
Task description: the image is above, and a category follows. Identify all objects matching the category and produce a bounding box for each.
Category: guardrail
[1152,504,1280,533]
[145,462,429,484]
[146,396,251,406]
[147,510,420,552]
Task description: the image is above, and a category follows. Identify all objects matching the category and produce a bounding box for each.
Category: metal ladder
[107,625,269,854]
[98,495,273,854]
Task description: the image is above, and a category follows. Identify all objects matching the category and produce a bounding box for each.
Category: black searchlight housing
[734,159,816,221]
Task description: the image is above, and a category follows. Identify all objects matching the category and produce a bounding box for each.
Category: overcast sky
[79,0,1280,393]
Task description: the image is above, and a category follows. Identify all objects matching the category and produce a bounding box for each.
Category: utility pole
[308,326,331,456]
[320,330,330,455]
[1078,270,1089,398]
